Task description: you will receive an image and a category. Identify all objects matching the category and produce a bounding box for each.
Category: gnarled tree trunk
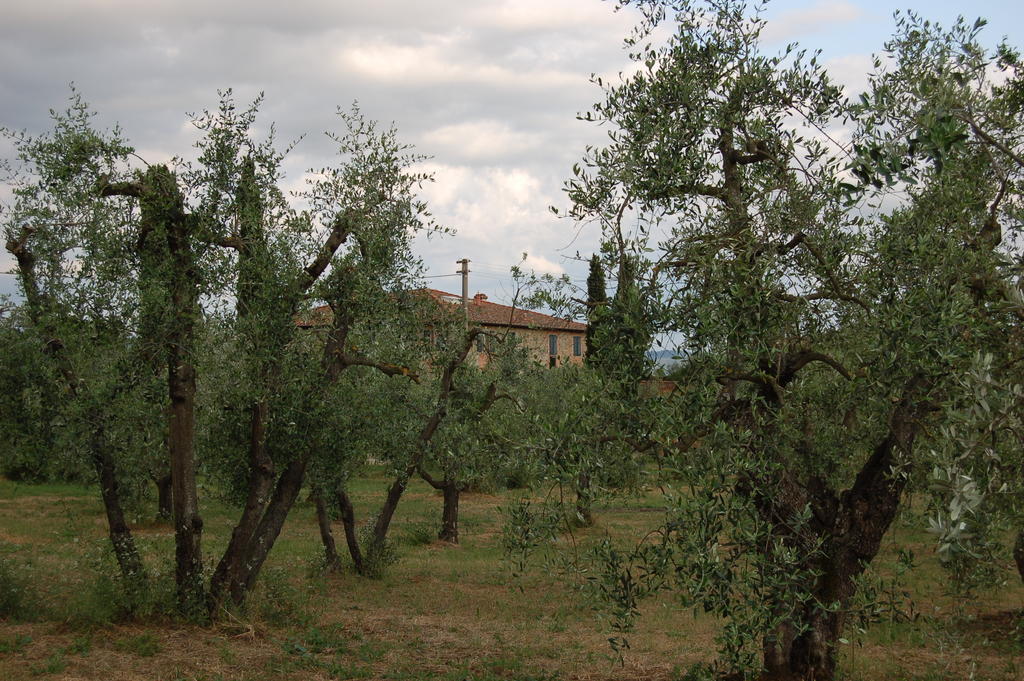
[330,330,480,574]
[313,489,343,572]
[235,458,310,599]
[438,482,461,544]
[757,379,927,681]
[155,473,172,522]
[336,488,364,574]
[208,400,276,612]
[92,428,147,588]
[152,165,206,614]
[418,466,461,544]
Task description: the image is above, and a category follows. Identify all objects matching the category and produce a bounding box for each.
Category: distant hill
[647,348,685,370]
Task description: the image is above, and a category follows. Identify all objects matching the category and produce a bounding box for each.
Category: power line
[468,272,512,281]
[473,261,516,272]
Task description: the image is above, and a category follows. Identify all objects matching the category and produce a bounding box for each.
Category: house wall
[474,325,586,368]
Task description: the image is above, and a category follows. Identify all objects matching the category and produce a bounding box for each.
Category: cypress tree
[607,257,651,382]
[584,253,607,366]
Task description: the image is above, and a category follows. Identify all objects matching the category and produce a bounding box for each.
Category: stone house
[295,288,587,368]
[422,289,587,368]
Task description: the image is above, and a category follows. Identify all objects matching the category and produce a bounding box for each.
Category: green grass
[0,471,1021,681]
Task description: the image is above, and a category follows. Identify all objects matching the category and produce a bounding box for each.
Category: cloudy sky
[2,0,1022,304]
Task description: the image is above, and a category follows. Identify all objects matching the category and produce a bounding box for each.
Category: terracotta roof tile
[295,289,586,332]
[422,289,586,332]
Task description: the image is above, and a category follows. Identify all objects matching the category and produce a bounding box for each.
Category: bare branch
[777,231,806,255]
[779,350,853,385]
[416,464,443,490]
[775,290,871,308]
[474,381,522,417]
[299,210,355,292]
[959,114,1024,169]
[676,182,726,200]
[338,353,419,382]
[736,149,773,165]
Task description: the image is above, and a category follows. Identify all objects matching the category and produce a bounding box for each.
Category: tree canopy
[557,1,1023,679]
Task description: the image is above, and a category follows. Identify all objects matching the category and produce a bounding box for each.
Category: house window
[476,335,485,352]
[573,335,581,356]
[548,334,557,356]
[549,356,556,368]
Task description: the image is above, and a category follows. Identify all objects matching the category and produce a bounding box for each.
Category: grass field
[0,472,1021,681]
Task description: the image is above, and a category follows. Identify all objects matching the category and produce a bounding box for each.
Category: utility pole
[456,258,470,321]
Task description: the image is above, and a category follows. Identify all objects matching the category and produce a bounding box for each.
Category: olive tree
[856,16,1024,590]
[0,303,72,482]
[559,2,1021,679]
[310,314,499,573]
[3,97,162,594]
[415,330,529,544]
[3,91,441,615]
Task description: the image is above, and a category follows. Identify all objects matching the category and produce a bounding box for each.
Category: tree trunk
[155,473,172,522]
[234,458,310,601]
[336,489,364,575]
[789,610,843,681]
[91,430,146,588]
[575,471,594,527]
[761,620,796,681]
[418,466,460,544]
[314,490,343,572]
[208,400,275,613]
[335,330,476,575]
[761,607,844,681]
[7,225,147,596]
[168,352,203,613]
[1014,529,1024,584]
[372,468,413,546]
[157,165,205,614]
[754,378,927,680]
[439,483,460,544]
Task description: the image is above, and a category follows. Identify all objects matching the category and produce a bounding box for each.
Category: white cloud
[471,0,635,34]
[521,253,564,275]
[422,120,542,161]
[825,53,874,99]
[762,1,864,43]
[335,37,581,89]
[413,162,585,280]
[11,0,1016,311]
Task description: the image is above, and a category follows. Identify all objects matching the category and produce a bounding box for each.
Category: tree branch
[797,237,872,312]
[416,464,443,490]
[298,210,355,292]
[778,350,852,385]
[775,290,870,309]
[97,177,143,198]
[215,235,244,251]
[960,114,1024,169]
[338,353,419,382]
[777,231,806,255]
